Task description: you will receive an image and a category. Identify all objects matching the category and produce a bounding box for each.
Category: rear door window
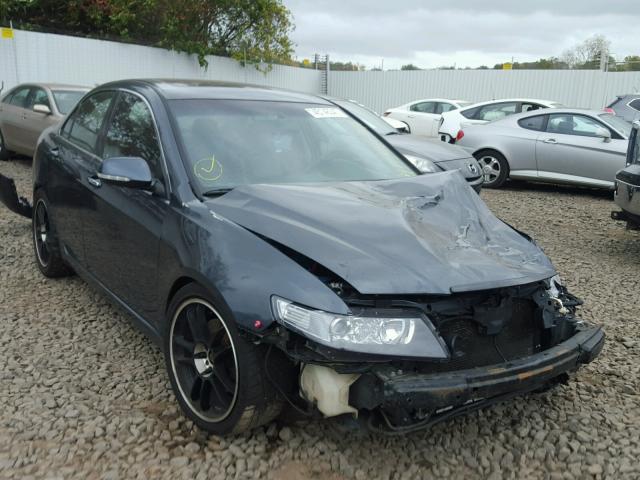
[437,102,457,114]
[7,87,31,108]
[474,102,518,121]
[410,102,436,113]
[62,91,114,153]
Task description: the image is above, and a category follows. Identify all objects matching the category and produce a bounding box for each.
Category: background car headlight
[404,154,441,173]
[271,297,448,358]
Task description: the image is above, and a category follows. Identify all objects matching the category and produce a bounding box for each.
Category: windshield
[52,90,86,115]
[169,100,416,191]
[599,113,632,138]
[332,99,397,136]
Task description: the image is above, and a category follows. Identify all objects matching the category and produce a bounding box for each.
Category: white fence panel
[328,70,640,113]
[0,29,322,93]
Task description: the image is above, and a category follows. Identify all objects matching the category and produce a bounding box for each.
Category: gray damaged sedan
[1,80,604,435]
[457,108,631,189]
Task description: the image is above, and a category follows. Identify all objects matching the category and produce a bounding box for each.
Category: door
[405,101,440,136]
[536,113,626,186]
[23,87,59,155]
[83,91,169,318]
[0,86,32,152]
[50,90,116,265]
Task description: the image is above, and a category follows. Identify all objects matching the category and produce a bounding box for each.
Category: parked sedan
[6,80,602,436]
[458,108,631,188]
[0,83,89,159]
[331,99,483,192]
[383,98,471,137]
[612,121,640,229]
[439,98,563,144]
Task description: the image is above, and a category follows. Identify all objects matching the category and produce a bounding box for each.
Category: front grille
[422,299,541,373]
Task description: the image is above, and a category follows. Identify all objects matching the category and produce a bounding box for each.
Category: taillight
[456,130,464,141]
[383,111,391,117]
[603,107,615,115]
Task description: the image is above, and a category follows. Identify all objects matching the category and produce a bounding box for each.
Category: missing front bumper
[349,326,604,431]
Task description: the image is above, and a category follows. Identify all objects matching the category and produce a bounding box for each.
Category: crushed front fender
[0,174,32,218]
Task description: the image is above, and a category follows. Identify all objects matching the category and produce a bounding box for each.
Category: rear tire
[473,149,509,188]
[0,130,10,160]
[164,283,283,435]
[32,190,73,277]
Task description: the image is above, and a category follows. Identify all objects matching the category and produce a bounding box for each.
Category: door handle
[87,176,102,188]
[407,114,416,118]
[543,138,557,144]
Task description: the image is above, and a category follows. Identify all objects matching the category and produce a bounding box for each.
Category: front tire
[0,130,10,160]
[164,284,283,435]
[474,149,509,188]
[32,190,73,277]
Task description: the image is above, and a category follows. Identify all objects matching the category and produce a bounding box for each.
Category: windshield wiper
[202,187,234,197]
[385,131,400,136]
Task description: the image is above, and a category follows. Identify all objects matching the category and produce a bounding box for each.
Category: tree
[3,0,294,69]
[400,63,420,70]
[561,34,611,69]
[621,55,640,71]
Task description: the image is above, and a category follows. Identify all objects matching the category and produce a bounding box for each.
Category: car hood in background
[207,171,555,296]
[387,134,470,161]
[387,135,481,178]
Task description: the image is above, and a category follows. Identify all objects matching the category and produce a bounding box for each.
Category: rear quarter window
[629,99,640,111]
[518,115,546,131]
[461,107,479,119]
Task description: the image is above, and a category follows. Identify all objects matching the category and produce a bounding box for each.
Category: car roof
[403,98,467,105]
[461,98,559,110]
[513,107,609,118]
[98,79,332,104]
[14,82,90,91]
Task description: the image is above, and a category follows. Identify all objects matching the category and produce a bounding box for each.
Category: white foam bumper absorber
[299,364,360,418]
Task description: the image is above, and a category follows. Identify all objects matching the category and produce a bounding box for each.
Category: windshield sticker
[305,107,348,119]
[194,155,223,182]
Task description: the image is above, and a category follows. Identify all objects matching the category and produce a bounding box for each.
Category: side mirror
[98,156,154,189]
[595,127,612,143]
[33,104,51,115]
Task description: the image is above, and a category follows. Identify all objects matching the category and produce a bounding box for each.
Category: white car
[439,99,564,143]
[383,98,471,137]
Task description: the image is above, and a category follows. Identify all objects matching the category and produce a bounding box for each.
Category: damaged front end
[265,277,604,434]
[0,174,32,218]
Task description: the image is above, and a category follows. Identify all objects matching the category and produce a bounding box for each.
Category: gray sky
[284,0,640,69]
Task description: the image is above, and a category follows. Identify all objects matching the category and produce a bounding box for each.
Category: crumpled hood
[207,171,555,295]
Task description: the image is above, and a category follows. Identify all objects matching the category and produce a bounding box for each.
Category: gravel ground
[1,157,639,480]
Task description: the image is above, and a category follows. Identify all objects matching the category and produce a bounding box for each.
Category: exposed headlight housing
[271,297,448,358]
[403,154,441,173]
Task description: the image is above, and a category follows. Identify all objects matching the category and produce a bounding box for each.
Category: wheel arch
[473,147,511,171]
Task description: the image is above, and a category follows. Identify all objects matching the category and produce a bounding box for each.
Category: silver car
[0,83,89,159]
[457,108,631,189]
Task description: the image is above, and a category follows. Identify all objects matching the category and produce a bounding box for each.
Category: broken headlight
[271,297,448,358]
